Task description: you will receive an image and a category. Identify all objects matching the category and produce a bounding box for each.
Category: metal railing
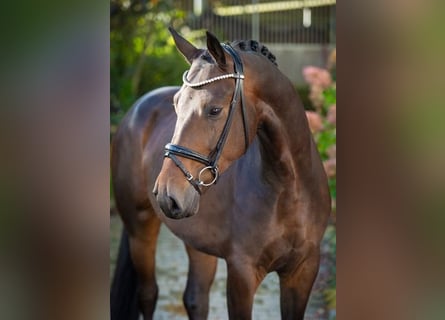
[178,0,336,44]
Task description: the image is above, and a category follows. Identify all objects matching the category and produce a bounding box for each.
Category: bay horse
[111,27,330,320]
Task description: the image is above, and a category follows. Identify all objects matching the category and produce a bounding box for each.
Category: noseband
[164,44,249,194]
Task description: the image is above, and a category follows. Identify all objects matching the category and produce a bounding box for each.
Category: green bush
[110,1,188,130]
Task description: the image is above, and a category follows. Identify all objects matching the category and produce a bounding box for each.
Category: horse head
[154,28,256,219]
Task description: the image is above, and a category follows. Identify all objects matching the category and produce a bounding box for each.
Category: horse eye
[208,107,222,117]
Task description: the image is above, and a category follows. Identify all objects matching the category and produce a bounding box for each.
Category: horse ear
[206,31,226,68]
[168,26,199,64]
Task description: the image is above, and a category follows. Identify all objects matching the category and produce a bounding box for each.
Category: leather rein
[164,44,249,194]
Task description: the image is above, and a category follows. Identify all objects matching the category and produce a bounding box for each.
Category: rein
[164,44,249,194]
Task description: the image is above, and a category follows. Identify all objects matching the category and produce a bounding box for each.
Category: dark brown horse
[111,28,330,320]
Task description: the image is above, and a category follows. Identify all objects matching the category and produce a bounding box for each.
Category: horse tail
[110,229,140,320]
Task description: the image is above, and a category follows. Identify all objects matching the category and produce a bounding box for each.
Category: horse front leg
[226,258,265,320]
[278,251,320,320]
[183,245,218,320]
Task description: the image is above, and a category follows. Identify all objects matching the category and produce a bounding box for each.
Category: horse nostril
[157,191,193,219]
[168,196,182,216]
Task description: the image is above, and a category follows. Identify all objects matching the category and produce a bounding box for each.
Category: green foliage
[328,177,336,201]
[316,128,336,161]
[322,87,336,112]
[110,0,188,128]
[315,123,336,202]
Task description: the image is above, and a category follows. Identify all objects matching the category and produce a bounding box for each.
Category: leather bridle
[164,44,249,194]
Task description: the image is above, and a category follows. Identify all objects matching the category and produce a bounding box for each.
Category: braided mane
[230,40,278,67]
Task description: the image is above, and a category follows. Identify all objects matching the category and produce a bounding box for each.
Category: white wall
[266,44,335,86]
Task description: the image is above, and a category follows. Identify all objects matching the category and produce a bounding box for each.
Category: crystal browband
[182,70,245,88]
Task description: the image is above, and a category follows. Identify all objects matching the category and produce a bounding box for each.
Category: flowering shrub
[303,51,336,214]
[303,49,336,319]
[303,66,333,113]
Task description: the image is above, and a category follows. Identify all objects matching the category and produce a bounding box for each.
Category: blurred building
[177,0,336,85]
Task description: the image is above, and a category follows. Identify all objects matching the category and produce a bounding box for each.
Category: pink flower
[303,66,332,89]
[309,86,324,111]
[305,111,323,133]
[327,145,336,159]
[327,104,336,125]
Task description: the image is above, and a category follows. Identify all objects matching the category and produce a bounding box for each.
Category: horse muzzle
[153,180,200,219]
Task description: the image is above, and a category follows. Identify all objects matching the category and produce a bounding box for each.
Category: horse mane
[230,40,278,67]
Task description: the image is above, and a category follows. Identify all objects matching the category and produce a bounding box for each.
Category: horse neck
[247,59,314,188]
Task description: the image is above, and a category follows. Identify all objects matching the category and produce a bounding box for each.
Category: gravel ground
[110,214,334,319]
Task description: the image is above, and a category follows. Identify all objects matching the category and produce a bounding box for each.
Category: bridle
[164,44,249,194]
